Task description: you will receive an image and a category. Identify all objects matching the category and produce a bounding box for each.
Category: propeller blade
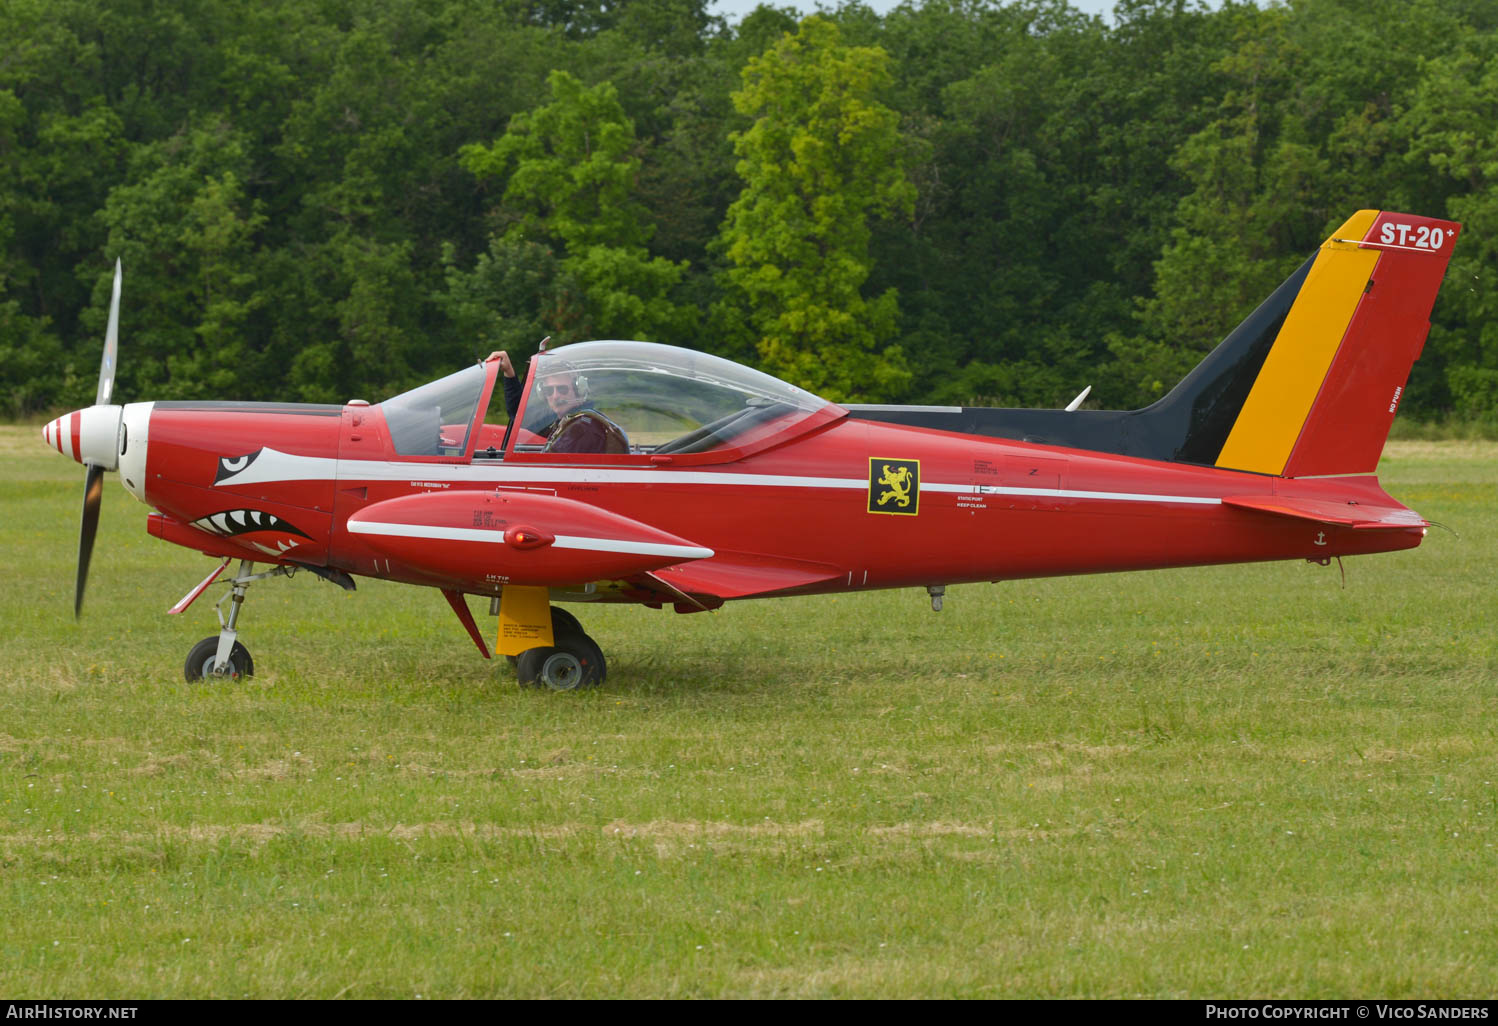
[75,260,122,614]
[97,259,121,406]
[75,464,105,617]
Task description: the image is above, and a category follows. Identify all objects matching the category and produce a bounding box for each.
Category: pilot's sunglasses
[543,384,573,395]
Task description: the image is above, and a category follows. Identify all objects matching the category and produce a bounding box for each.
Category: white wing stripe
[346,519,713,561]
[554,534,714,560]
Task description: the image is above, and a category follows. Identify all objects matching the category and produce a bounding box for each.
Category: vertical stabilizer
[1213,210,1460,477]
[842,210,1460,475]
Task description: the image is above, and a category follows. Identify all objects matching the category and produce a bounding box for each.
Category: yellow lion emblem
[876,464,913,508]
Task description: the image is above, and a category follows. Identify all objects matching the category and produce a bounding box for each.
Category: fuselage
[120,396,1423,605]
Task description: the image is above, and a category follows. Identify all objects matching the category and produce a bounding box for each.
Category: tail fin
[843,210,1460,474]
[1208,210,1460,477]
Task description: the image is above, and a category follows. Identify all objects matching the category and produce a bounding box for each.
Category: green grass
[1387,416,1498,441]
[1,427,1495,997]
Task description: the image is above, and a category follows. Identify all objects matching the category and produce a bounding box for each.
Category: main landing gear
[514,605,607,691]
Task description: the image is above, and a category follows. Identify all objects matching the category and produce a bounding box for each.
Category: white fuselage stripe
[930,483,1221,505]
[346,519,714,560]
[219,449,1224,508]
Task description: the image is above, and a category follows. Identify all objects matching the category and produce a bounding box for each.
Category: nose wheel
[185,636,254,680]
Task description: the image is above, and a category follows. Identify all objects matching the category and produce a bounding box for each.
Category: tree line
[2,0,1496,419]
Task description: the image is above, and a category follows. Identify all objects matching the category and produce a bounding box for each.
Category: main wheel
[550,605,583,636]
[504,606,586,670]
[184,636,254,681]
[516,631,606,691]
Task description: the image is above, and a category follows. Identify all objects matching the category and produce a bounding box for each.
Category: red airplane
[43,209,1459,689]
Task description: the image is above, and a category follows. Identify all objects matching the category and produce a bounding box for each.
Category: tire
[516,630,606,691]
[184,636,254,681]
[550,605,584,637]
[503,606,584,670]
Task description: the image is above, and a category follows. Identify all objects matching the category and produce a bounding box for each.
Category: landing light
[505,525,555,550]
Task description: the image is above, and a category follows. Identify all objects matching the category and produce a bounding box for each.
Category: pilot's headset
[536,356,588,400]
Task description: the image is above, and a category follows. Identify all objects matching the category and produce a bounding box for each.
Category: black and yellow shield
[867,458,920,515]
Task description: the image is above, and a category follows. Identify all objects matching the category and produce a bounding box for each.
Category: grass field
[1,425,1495,998]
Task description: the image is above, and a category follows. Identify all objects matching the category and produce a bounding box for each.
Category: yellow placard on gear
[496,585,554,656]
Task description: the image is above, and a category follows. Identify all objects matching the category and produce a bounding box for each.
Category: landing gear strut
[514,605,607,690]
[183,559,293,681]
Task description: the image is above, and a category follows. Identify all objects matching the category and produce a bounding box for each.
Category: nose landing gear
[182,559,294,681]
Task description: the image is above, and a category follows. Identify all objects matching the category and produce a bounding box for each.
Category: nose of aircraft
[42,405,123,471]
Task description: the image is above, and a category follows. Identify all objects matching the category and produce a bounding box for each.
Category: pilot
[488,350,627,454]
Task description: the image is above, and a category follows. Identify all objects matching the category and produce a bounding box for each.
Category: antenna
[1064,385,1092,412]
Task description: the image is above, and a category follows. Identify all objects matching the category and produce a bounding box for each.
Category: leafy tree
[91,120,266,400]
[457,69,694,343]
[2,0,1497,420]
[1120,0,1489,410]
[1400,37,1498,419]
[436,236,580,356]
[719,15,914,402]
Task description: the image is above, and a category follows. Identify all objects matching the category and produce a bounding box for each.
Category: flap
[648,553,842,601]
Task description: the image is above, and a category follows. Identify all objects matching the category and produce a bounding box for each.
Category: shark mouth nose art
[190,509,312,556]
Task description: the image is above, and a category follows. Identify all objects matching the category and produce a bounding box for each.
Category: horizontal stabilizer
[1222,494,1426,530]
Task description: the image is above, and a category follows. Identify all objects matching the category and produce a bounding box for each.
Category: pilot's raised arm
[486,350,523,419]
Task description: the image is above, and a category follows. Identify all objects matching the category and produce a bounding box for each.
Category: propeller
[76,465,105,617]
[97,258,120,406]
[73,259,123,617]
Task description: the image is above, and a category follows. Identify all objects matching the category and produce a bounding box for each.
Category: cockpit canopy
[517,341,831,454]
[379,340,834,459]
[381,362,488,456]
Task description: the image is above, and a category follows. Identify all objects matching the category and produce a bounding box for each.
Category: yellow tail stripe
[1215,210,1380,475]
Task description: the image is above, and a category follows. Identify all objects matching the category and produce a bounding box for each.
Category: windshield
[517,341,831,454]
[380,364,485,456]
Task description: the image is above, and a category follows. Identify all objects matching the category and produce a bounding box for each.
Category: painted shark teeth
[189,509,311,539]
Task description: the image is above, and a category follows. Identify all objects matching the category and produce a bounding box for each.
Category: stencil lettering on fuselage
[868,458,920,516]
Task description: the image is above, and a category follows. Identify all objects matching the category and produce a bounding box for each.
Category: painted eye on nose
[214,450,263,484]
